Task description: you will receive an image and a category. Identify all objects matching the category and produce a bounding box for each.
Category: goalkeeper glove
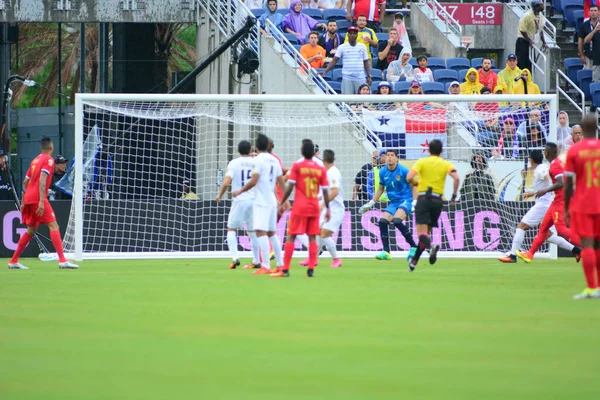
[358,200,375,214]
[411,199,417,213]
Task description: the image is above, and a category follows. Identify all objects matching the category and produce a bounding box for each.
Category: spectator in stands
[474,87,501,149]
[49,155,71,200]
[514,112,547,158]
[491,117,517,159]
[578,5,598,70]
[583,7,600,82]
[181,180,199,200]
[460,68,483,95]
[401,81,444,111]
[344,15,377,68]
[377,28,403,71]
[301,31,326,68]
[353,150,379,200]
[346,0,386,32]
[282,0,327,45]
[461,154,497,201]
[446,80,470,115]
[375,81,399,110]
[493,83,511,109]
[318,20,341,58]
[515,0,546,72]
[563,124,583,151]
[497,54,521,94]
[350,83,375,112]
[0,149,12,201]
[478,58,498,91]
[258,0,284,33]
[413,55,434,83]
[320,26,372,94]
[393,13,411,54]
[516,108,547,139]
[302,0,319,8]
[366,149,389,199]
[511,68,542,108]
[387,49,412,83]
[557,111,572,144]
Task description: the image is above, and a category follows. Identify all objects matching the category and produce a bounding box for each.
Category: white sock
[227,231,238,260]
[317,236,323,252]
[269,235,283,267]
[248,231,260,264]
[258,235,271,269]
[297,234,309,249]
[511,228,525,254]
[547,234,575,251]
[323,236,338,259]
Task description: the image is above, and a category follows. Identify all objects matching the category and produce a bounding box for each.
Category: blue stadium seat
[408,57,418,69]
[250,9,265,18]
[302,9,323,19]
[577,69,592,100]
[564,57,584,84]
[382,69,386,81]
[371,81,380,93]
[293,44,302,53]
[332,69,343,82]
[283,33,299,45]
[446,58,471,72]
[319,69,333,82]
[553,0,563,13]
[421,82,445,95]
[493,68,501,74]
[574,10,585,34]
[426,57,446,72]
[328,81,342,94]
[471,57,496,69]
[376,33,389,42]
[562,0,583,27]
[323,9,346,21]
[458,68,470,83]
[371,69,383,82]
[335,19,352,30]
[394,81,412,94]
[444,82,455,93]
[590,82,600,108]
[277,9,288,15]
[433,69,459,85]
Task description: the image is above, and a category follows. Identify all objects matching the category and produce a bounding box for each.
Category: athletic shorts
[384,199,412,217]
[227,199,254,230]
[21,201,56,227]
[414,195,443,227]
[571,211,600,241]
[253,204,277,232]
[288,212,320,236]
[320,206,344,233]
[521,201,550,227]
[538,202,569,237]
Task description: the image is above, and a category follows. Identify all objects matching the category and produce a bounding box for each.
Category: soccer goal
[64,93,558,261]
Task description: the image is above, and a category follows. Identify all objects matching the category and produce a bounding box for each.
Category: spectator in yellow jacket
[511,68,542,108]
[497,53,522,94]
[460,67,484,95]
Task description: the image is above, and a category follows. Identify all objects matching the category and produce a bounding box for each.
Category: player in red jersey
[8,137,78,270]
[271,139,330,278]
[564,114,600,300]
[517,143,582,262]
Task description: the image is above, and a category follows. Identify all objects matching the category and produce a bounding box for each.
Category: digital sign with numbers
[440,4,503,26]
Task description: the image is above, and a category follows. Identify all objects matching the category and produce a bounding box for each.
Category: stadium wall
[410,4,465,59]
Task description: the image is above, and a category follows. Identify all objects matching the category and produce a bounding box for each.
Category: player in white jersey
[499,150,554,263]
[300,149,345,268]
[233,134,286,274]
[217,140,261,270]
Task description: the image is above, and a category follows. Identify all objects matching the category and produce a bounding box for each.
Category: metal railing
[556,69,585,117]
[420,0,463,40]
[529,44,548,93]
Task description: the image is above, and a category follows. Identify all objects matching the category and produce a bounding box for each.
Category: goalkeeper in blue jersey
[359,149,418,260]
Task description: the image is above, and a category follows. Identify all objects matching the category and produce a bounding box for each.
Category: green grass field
[1,257,599,399]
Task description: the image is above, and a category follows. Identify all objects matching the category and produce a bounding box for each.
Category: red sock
[10,232,33,263]
[50,230,67,263]
[308,241,318,269]
[581,248,598,289]
[283,241,294,271]
[529,231,546,256]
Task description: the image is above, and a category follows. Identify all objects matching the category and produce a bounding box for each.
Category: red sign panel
[439,3,503,26]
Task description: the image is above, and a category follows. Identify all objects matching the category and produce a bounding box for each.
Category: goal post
[66,93,558,261]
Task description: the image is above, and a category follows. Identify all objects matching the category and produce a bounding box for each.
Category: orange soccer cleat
[270,269,290,278]
[498,254,517,263]
[516,250,533,263]
[243,263,260,269]
[252,267,272,275]
[228,259,241,269]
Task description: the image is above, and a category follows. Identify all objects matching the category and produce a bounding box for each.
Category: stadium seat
[408,57,418,69]
[335,20,352,30]
[444,82,454,92]
[421,82,445,95]
[433,69,459,85]
[562,0,583,27]
[394,81,412,94]
[320,70,333,82]
[277,9,288,15]
[371,81,380,93]
[458,68,470,83]
[302,9,323,19]
[376,33,389,42]
[328,81,342,94]
[493,68,501,74]
[577,69,592,100]
[283,33,299,45]
[590,82,600,108]
[371,69,383,82]
[250,9,265,18]
[293,44,302,53]
[553,0,563,13]
[323,9,346,21]
[338,28,348,37]
[564,57,584,84]
[471,57,496,69]
[332,69,343,82]
[446,58,471,72]
[426,57,446,72]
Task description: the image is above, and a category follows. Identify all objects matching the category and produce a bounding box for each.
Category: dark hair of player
[40,136,53,150]
[386,149,398,157]
[322,149,335,164]
[529,149,544,165]
[256,134,269,151]
[429,139,443,155]
[238,140,251,155]
[302,140,315,159]
[545,142,558,154]
[581,114,598,138]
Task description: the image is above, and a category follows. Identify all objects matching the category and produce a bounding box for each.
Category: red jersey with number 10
[564,138,600,215]
[289,159,329,217]
[23,153,54,205]
[548,157,565,205]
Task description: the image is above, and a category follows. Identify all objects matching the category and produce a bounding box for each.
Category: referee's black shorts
[415,194,444,227]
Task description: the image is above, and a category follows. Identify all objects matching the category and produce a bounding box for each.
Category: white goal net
[64,93,558,260]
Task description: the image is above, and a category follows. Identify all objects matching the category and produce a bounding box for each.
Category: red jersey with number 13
[564,138,600,214]
[289,159,329,217]
[548,157,565,205]
[23,153,54,205]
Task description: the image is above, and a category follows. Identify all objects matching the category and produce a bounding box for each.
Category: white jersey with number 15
[225,156,255,202]
[251,152,283,207]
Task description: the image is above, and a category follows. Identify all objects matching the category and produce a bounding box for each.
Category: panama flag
[363,108,447,159]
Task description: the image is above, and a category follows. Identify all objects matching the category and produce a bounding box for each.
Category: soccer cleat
[498,254,517,263]
[299,258,318,267]
[252,267,272,275]
[516,250,533,264]
[429,244,440,265]
[573,288,600,300]
[573,247,582,263]
[228,259,240,269]
[272,266,282,274]
[330,258,342,268]
[270,269,290,278]
[406,247,417,260]
[269,251,275,261]
[408,257,416,272]
[375,251,392,260]
[59,261,79,269]
[307,268,314,278]
[243,263,260,269]
[8,263,29,270]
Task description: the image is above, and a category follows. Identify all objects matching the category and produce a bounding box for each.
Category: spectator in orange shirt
[300,31,327,69]
[478,57,498,91]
